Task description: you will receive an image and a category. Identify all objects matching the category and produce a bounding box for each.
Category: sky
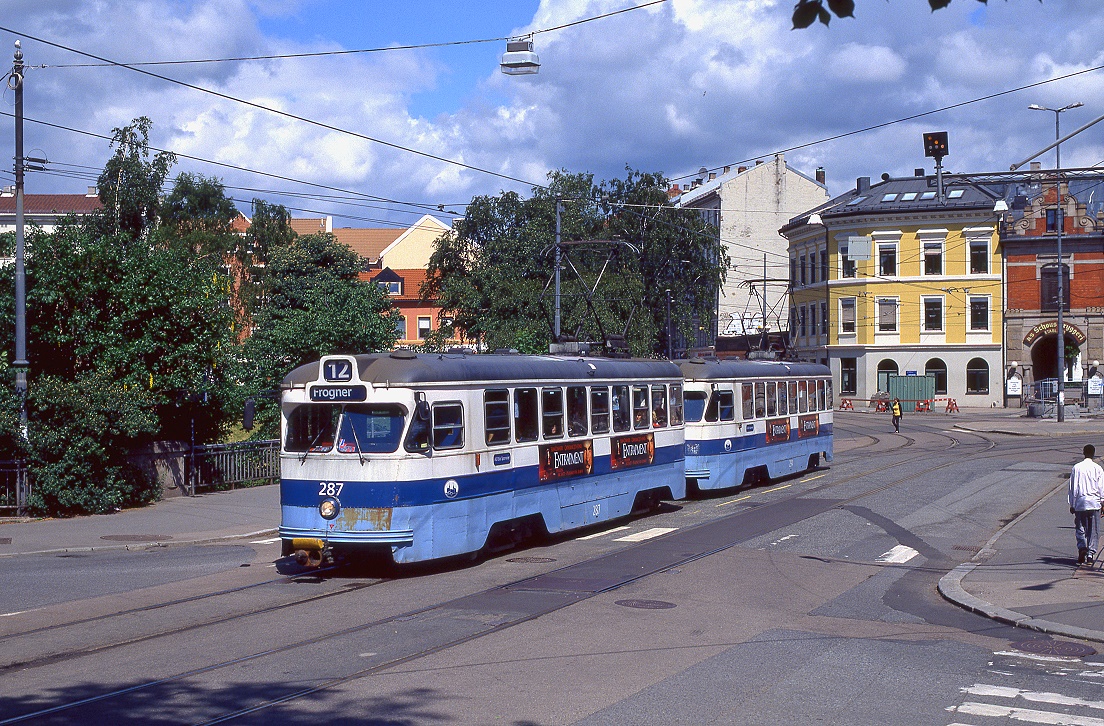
[2,0,1104,231]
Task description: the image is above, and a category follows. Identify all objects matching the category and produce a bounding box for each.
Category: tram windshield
[285,404,405,454]
[684,391,707,422]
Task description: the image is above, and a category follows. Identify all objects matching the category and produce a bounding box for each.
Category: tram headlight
[319,497,340,520]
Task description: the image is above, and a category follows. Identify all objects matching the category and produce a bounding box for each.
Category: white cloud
[826,43,907,83]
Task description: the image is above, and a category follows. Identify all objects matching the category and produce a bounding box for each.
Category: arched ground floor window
[925,358,948,395]
[966,358,989,394]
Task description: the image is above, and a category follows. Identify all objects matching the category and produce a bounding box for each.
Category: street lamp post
[10,42,27,436]
[1029,102,1082,422]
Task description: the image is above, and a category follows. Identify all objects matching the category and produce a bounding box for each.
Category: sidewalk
[0,484,279,557]
[940,477,1104,644]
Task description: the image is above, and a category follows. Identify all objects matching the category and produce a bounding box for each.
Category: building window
[877,359,899,393]
[969,239,989,274]
[966,358,989,394]
[800,255,807,286]
[396,316,407,339]
[790,257,797,287]
[810,305,818,338]
[1041,264,1070,312]
[925,358,948,395]
[821,301,828,335]
[379,280,401,295]
[417,316,432,339]
[809,253,816,284]
[969,296,989,331]
[877,297,897,332]
[878,242,897,277]
[1046,208,1058,232]
[923,297,943,332]
[841,358,857,395]
[841,243,856,278]
[799,306,807,338]
[923,241,943,275]
[840,298,856,334]
[820,249,828,280]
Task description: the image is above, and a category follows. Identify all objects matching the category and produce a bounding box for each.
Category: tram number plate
[318,481,344,497]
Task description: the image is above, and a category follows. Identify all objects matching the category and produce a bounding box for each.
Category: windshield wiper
[344,407,367,465]
[299,425,329,464]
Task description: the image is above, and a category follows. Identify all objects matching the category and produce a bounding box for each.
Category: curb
[937,481,1104,644]
[0,527,278,559]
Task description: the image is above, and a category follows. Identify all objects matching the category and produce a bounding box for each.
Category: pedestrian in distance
[890,398,902,433]
[1069,444,1104,566]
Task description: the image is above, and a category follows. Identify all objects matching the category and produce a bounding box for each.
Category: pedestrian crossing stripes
[613,527,677,542]
[947,656,1104,725]
[576,526,630,541]
[875,544,919,564]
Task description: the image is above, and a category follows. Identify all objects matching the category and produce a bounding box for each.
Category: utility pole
[11,41,27,436]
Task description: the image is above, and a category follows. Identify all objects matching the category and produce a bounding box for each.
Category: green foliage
[425,169,723,358]
[25,372,159,516]
[240,233,399,438]
[161,172,237,241]
[792,0,985,27]
[94,117,176,238]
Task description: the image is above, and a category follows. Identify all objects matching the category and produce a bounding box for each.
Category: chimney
[856,176,870,193]
[1030,161,1042,171]
[708,172,717,181]
[324,215,333,233]
[86,186,98,197]
[755,159,764,165]
[668,184,681,200]
[815,167,825,185]
[682,184,689,191]
[914,168,924,177]
[738,166,747,173]
[723,166,731,174]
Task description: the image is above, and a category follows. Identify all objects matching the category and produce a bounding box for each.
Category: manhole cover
[1012,640,1097,657]
[506,556,556,563]
[100,534,173,542]
[615,599,676,610]
[0,537,11,545]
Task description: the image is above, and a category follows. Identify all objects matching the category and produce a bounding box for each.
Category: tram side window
[798,381,808,413]
[827,380,834,408]
[817,380,826,411]
[767,382,778,416]
[651,385,668,427]
[514,388,539,443]
[567,386,588,437]
[612,385,631,432]
[432,403,465,449]
[633,385,650,430]
[485,389,511,445]
[779,382,790,416]
[742,383,754,419]
[754,383,766,418]
[669,384,684,426]
[716,390,735,422]
[789,382,799,414]
[591,386,611,434]
[542,387,565,439]
[285,405,339,452]
[684,391,706,422]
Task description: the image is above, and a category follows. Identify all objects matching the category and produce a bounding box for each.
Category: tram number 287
[318,482,345,497]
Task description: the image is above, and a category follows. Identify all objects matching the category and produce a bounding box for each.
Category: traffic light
[924,131,949,159]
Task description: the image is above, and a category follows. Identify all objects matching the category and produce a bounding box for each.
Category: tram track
[0,421,1066,725]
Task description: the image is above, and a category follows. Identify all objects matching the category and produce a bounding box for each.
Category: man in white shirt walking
[1069,444,1104,566]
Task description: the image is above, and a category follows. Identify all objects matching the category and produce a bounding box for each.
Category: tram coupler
[291,537,325,568]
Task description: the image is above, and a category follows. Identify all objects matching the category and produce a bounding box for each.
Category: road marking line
[964,684,1104,711]
[250,537,282,545]
[0,611,25,617]
[800,473,827,483]
[614,527,677,542]
[577,526,630,541]
[995,651,1083,663]
[954,701,1104,725]
[770,534,799,546]
[875,545,919,564]
[716,483,793,507]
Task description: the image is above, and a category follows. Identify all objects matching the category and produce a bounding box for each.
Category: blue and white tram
[278,351,686,564]
[678,359,833,490]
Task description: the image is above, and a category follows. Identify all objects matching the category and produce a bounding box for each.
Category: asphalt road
[3,413,1104,725]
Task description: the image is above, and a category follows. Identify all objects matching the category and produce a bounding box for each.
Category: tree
[161,172,237,240]
[94,117,176,238]
[424,169,723,358]
[240,233,399,438]
[792,0,988,28]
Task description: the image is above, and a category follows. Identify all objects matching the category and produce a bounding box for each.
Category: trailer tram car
[279,351,686,565]
[678,359,833,491]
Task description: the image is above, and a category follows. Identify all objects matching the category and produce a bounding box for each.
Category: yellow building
[782,174,1005,406]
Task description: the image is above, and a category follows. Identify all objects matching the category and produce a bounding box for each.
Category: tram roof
[676,358,830,380]
[283,352,684,387]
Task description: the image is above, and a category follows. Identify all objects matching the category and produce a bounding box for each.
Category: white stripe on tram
[576,526,630,541]
[613,527,678,542]
[954,702,1104,725]
[875,545,919,564]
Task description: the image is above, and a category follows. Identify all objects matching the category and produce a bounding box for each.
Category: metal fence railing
[187,440,280,495]
[0,460,29,516]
